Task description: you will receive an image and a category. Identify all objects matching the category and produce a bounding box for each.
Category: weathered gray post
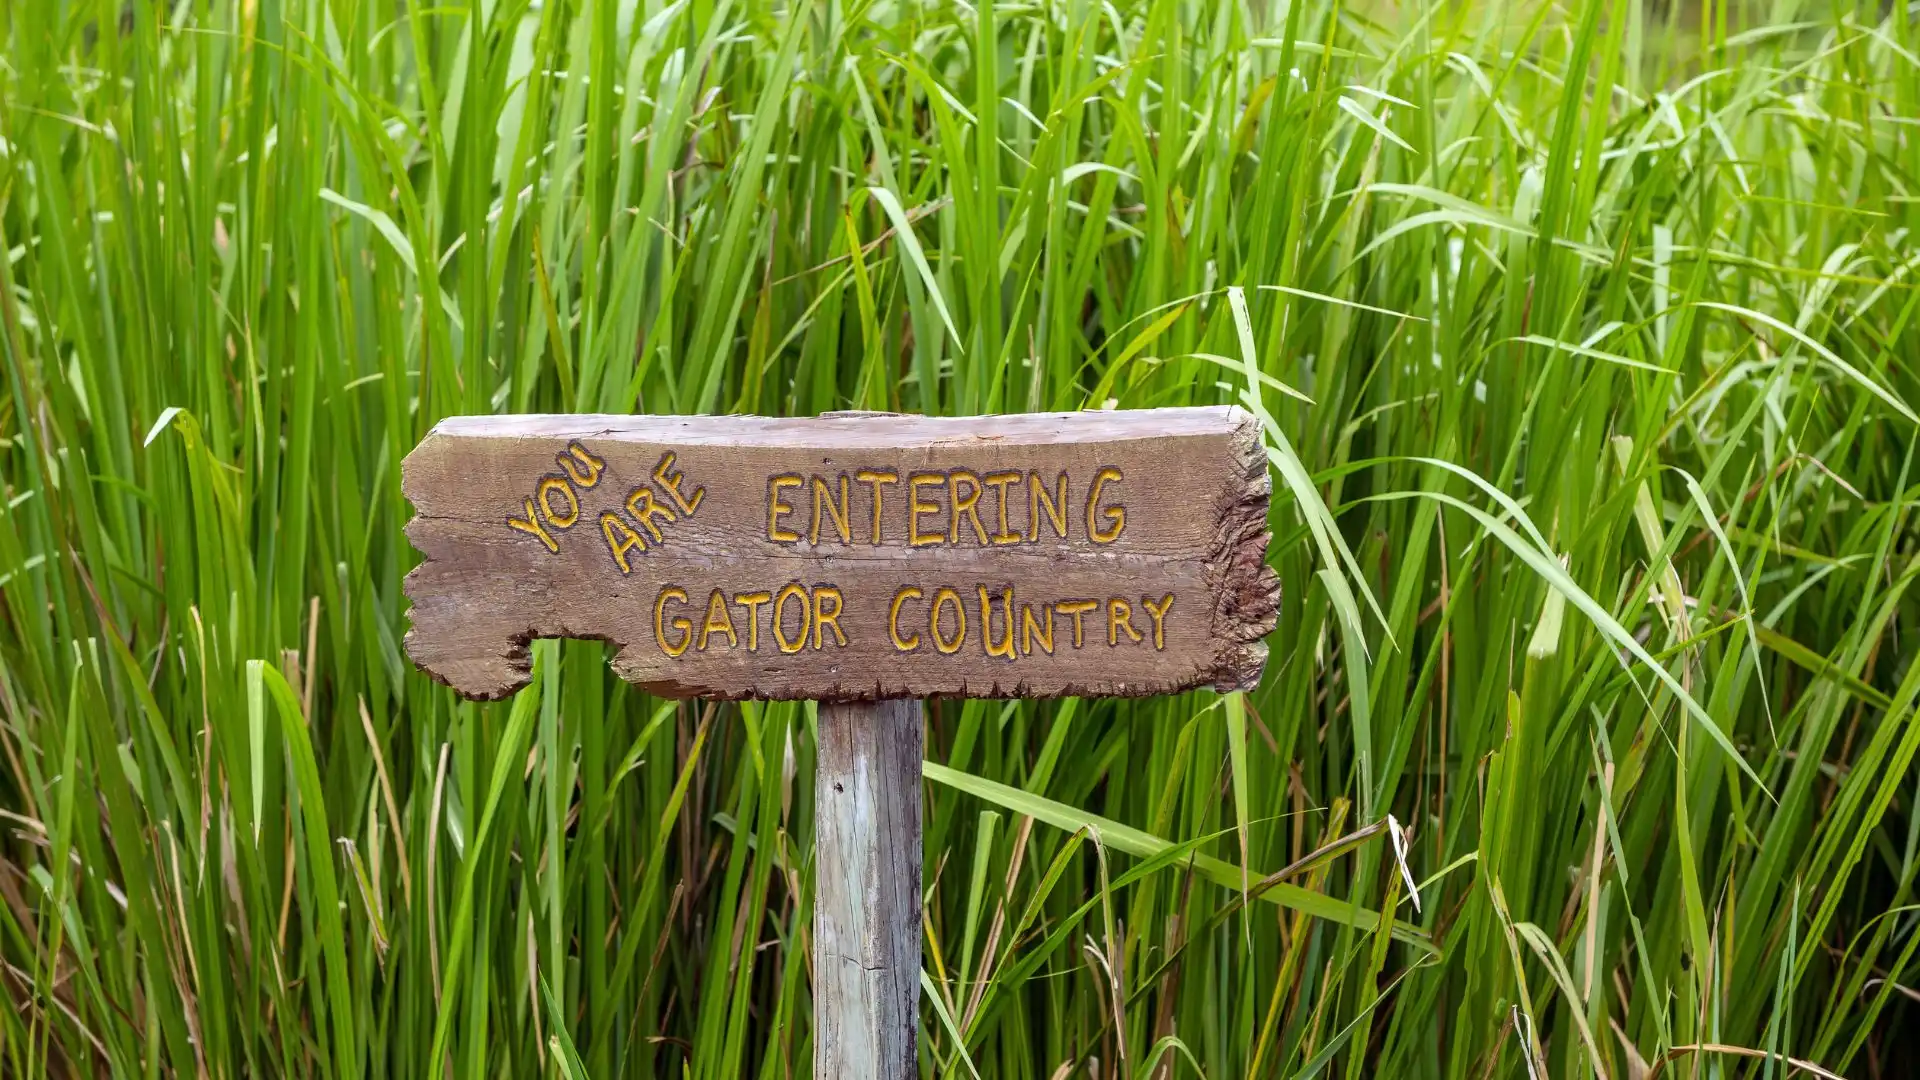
[814,699,923,1077]
[398,407,1279,1080]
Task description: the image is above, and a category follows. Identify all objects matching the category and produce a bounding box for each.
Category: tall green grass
[2,0,1918,1076]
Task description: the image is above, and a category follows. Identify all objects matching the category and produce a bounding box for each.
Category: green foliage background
[2,0,1918,1076]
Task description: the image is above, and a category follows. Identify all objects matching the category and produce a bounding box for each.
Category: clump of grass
[2,0,1917,1076]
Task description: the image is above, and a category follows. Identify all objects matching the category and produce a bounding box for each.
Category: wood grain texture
[813,699,922,1080]
[401,407,1280,700]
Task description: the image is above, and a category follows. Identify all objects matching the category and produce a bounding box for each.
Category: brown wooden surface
[814,699,922,1079]
[402,407,1280,700]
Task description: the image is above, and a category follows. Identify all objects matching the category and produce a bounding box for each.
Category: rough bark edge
[400,440,541,700]
[1200,407,1283,692]
[399,596,538,701]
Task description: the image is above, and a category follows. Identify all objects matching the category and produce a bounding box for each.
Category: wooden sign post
[402,407,1280,1077]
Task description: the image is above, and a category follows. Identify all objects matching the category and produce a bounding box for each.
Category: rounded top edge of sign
[424,404,1258,447]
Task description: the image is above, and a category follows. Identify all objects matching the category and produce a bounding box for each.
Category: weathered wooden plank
[814,698,922,1080]
[401,407,1280,701]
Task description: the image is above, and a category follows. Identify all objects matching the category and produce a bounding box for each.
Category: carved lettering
[749,463,1146,552]
[538,475,580,528]
[910,473,945,547]
[768,475,803,542]
[979,586,1016,660]
[508,497,561,552]
[1029,471,1069,542]
[948,471,989,545]
[856,469,898,544]
[626,485,677,542]
[1087,467,1125,544]
[774,583,811,654]
[1020,602,1054,656]
[601,512,645,572]
[890,587,923,652]
[556,442,607,488]
[655,587,693,657]
[1107,597,1143,646]
[856,585,1177,659]
[811,474,852,546]
[1056,599,1098,649]
[1142,593,1174,651]
[653,452,705,515]
[813,585,848,648]
[735,591,771,652]
[699,589,738,651]
[930,587,966,654]
[515,444,702,567]
[984,471,1022,545]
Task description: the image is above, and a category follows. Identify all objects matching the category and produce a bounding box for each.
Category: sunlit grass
[1,0,1917,1076]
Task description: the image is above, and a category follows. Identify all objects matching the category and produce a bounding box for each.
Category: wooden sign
[400,406,1283,1078]
[401,407,1280,702]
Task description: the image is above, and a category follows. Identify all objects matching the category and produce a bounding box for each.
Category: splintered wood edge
[1200,410,1283,693]
[400,409,1283,701]
[398,617,536,703]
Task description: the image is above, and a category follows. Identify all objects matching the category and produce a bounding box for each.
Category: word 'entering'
[766,467,1126,548]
